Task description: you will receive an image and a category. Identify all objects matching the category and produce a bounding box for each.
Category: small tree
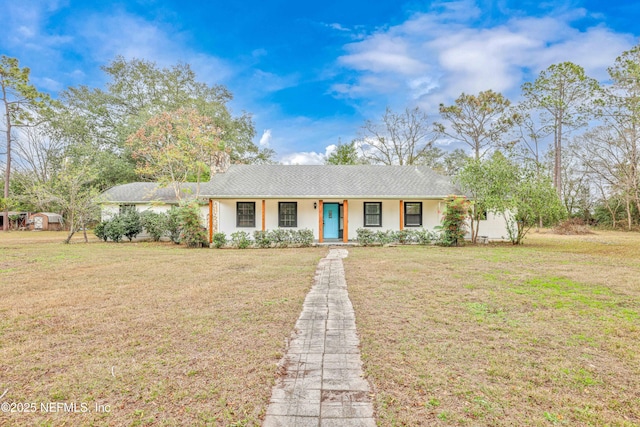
[456,152,518,243]
[504,171,566,244]
[178,201,207,248]
[437,195,471,246]
[30,156,101,244]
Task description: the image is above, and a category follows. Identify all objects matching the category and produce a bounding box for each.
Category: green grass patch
[346,231,640,426]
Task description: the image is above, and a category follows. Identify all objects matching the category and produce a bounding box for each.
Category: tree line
[1,56,274,239]
[327,43,640,232]
[2,42,640,239]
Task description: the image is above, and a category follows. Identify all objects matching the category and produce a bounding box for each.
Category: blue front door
[323,203,339,239]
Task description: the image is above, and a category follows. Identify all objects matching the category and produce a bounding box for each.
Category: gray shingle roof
[200,165,458,199]
[101,182,200,203]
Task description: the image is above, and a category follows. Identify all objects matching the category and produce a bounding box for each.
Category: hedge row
[94,203,207,247]
[355,227,438,246]
[212,229,315,249]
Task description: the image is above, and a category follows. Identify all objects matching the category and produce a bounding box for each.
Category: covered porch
[206,198,444,244]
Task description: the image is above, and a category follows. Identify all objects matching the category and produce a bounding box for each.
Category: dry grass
[345,230,640,426]
[0,231,325,426]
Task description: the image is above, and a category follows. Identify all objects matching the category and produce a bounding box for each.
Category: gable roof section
[200,165,458,199]
[101,182,199,203]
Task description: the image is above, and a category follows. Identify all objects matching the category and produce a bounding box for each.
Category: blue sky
[2,0,639,164]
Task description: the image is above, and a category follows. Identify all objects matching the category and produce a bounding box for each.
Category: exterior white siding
[474,211,511,241]
[218,199,319,238]
[347,199,441,232]
[215,198,500,241]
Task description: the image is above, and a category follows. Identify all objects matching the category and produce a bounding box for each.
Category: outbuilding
[28,212,65,231]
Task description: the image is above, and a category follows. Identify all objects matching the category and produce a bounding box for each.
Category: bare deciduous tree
[356,106,439,166]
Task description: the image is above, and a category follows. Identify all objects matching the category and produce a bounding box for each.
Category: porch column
[343,200,349,243]
[208,199,213,244]
[261,200,266,231]
[318,200,324,243]
[399,200,404,230]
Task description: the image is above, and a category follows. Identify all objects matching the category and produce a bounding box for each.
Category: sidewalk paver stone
[263,248,375,427]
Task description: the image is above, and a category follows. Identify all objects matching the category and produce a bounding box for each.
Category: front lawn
[345,231,640,426]
[2,230,639,426]
[0,232,324,426]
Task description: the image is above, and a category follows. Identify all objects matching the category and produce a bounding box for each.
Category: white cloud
[333,0,636,110]
[325,144,337,156]
[340,35,428,75]
[17,25,36,38]
[279,144,341,165]
[67,69,85,79]
[249,69,300,93]
[280,151,326,165]
[5,2,72,50]
[69,10,234,85]
[259,129,272,147]
[328,23,350,32]
[35,77,63,92]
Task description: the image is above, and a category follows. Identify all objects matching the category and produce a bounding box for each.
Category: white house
[101,159,509,243]
[198,164,508,243]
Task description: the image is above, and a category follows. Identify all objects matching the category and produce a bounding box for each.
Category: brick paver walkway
[263,248,375,427]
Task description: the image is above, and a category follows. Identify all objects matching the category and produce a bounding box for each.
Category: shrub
[394,229,412,244]
[357,227,436,246]
[93,221,108,241]
[179,201,208,248]
[104,216,125,242]
[553,218,594,235]
[269,228,290,248]
[415,228,436,245]
[253,230,272,248]
[356,228,376,246]
[140,210,168,241]
[375,230,395,245]
[436,195,471,247]
[120,210,143,242]
[296,229,314,247]
[231,231,251,249]
[290,230,305,245]
[166,206,182,244]
[212,232,227,248]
